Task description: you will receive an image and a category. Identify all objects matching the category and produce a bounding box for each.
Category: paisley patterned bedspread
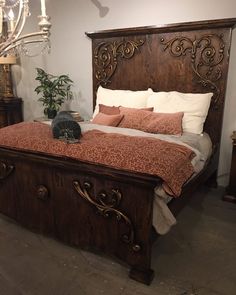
[0,122,196,196]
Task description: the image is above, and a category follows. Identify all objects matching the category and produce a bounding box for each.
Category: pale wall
[12,0,236,186]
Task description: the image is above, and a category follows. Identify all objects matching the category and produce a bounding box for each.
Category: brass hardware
[160,34,225,106]
[132,244,141,252]
[73,180,141,252]
[36,185,49,201]
[0,161,14,180]
[94,39,145,86]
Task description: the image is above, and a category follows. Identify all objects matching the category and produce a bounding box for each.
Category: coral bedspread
[0,122,195,196]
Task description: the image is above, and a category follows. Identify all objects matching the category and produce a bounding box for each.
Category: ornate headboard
[86,18,236,146]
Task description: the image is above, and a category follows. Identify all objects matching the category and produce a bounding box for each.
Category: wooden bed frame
[0,18,236,285]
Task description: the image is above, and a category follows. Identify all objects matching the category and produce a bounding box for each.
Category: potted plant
[35,68,73,119]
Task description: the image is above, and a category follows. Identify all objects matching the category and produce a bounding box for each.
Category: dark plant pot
[47,109,57,119]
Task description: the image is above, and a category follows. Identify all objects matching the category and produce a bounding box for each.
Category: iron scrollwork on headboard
[94,39,145,86]
[160,34,225,106]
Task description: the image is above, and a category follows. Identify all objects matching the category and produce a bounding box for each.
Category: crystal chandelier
[0,0,51,57]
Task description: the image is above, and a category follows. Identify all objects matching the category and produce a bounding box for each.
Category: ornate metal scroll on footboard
[73,180,141,252]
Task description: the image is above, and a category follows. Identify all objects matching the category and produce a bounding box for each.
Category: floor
[0,186,235,295]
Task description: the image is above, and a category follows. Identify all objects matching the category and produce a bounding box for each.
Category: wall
[12,0,236,186]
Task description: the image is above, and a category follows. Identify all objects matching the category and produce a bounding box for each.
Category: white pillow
[147,91,213,134]
[93,86,153,118]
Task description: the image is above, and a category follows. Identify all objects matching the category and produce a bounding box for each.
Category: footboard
[0,147,160,284]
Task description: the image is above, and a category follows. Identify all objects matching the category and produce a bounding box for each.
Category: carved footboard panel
[0,148,159,284]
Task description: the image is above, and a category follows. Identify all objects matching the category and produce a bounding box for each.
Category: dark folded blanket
[52,111,81,142]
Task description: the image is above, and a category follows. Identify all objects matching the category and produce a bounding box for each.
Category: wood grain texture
[0,148,158,284]
[87,20,235,147]
[0,18,236,285]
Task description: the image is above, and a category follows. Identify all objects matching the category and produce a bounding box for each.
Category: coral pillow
[99,104,153,115]
[118,107,183,135]
[118,107,153,129]
[142,112,184,135]
[119,106,154,112]
[99,104,120,115]
[92,112,123,127]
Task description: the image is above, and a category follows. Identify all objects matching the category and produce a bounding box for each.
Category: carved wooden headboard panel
[86,18,236,146]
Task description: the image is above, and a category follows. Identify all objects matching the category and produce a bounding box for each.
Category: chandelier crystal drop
[0,0,51,57]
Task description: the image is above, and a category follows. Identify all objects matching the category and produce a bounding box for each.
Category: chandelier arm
[0,0,51,57]
[1,38,48,56]
[11,31,48,42]
[0,1,26,44]
[19,39,47,45]
[0,0,26,51]
[0,31,48,55]
[5,0,26,44]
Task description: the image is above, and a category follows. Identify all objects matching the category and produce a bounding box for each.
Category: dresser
[0,97,23,128]
[223,131,236,203]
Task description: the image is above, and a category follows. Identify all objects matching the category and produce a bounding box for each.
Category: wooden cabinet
[0,97,23,128]
[223,131,236,203]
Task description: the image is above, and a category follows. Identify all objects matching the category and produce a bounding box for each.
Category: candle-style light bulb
[8,8,15,32]
[0,7,2,34]
[8,9,14,20]
[40,0,46,17]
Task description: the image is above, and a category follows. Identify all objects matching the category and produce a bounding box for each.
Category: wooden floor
[0,185,235,295]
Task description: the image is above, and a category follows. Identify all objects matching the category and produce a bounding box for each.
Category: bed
[0,18,236,285]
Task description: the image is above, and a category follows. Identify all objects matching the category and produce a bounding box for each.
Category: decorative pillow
[118,107,153,130]
[93,86,153,117]
[146,91,213,134]
[92,112,123,127]
[99,104,120,115]
[118,107,183,135]
[99,104,153,115]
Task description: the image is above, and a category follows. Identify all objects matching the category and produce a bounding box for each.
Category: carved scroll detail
[94,39,145,86]
[160,34,225,105]
[0,161,14,180]
[73,180,141,252]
